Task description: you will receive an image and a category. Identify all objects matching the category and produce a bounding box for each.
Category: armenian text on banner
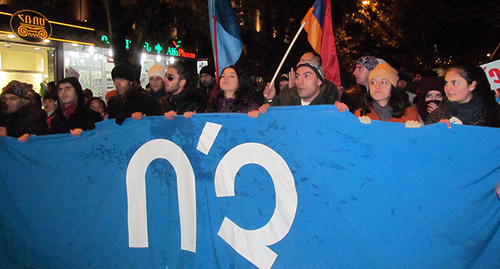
[0,106,499,268]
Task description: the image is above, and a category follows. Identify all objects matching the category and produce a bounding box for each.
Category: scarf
[446,92,485,124]
[62,102,77,120]
[372,101,393,121]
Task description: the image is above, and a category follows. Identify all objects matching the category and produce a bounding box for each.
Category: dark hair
[55,77,85,116]
[26,89,42,110]
[303,51,322,66]
[213,65,256,112]
[168,63,190,82]
[88,97,107,113]
[43,92,58,101]
[359,85,411,118]
[83,88,93,99]
[444,61,500,126]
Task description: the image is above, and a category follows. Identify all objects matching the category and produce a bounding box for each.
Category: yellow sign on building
[10,10,52,43]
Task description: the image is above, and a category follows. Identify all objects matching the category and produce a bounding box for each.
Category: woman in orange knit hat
[355,63,419,123]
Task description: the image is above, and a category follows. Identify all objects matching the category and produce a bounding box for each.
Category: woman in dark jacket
[425,61,500,127]
[208,65,259,113]
[49,77,102,135]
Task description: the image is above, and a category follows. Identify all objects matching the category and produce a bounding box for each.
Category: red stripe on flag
[320,0,341,86]
[301,0,341,87]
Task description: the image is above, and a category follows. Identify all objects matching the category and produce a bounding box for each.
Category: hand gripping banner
[1,106,499,268]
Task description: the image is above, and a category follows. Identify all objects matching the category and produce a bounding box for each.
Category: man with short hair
[0,80,47,139]
[341,56,384,113]
[107,63,154,125]
[155,63,205,119]
[147,65,166,102]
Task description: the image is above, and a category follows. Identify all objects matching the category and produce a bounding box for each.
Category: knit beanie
[296,60,325,82]
[112,64,136,82]
[2,80,27,99]
[356,56,379,71]
[418,77,445,96]
[200,65,215,78]
[148,65,165,78]
[369,63,399,87]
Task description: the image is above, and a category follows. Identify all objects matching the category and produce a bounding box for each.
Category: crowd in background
[1,51,500,142]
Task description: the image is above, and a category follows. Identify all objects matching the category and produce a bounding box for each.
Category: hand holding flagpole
[269,21,307,88]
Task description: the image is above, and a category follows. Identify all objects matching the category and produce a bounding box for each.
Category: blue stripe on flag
[312,0,325,28]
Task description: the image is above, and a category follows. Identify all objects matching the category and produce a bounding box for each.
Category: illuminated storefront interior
[0,33,54,92]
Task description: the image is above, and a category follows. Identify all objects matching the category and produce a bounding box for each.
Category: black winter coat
[0,105,47,138]
[49,107,102,134]
[107,88,154,125]
[154,89,205,115]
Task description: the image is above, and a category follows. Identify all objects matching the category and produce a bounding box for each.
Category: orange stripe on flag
[301,8,322,54]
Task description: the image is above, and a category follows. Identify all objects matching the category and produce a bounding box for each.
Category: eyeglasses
[165,74,175,81]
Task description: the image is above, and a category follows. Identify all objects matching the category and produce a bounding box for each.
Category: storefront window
[0,33,55,93]
[63,43,114,98]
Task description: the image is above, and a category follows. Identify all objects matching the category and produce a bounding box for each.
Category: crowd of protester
[1,51,500,143]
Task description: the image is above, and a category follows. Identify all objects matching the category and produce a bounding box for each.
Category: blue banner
[1,106,499,268]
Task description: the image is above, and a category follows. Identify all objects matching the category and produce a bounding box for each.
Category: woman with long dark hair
[208,65,259,113]
[425,61,500,127]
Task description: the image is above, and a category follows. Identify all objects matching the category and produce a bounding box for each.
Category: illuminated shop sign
[10,10,52,43]
[101,35,196,59]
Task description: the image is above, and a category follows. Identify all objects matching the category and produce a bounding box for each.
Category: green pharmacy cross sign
[100,35,196,59]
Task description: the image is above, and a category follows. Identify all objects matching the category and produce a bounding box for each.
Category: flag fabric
[302,0,341,86]
[209,0,243,77]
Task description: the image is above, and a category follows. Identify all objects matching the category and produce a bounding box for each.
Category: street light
[362,0,370,5]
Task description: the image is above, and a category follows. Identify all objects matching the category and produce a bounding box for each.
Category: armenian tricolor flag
[302,0,341,86]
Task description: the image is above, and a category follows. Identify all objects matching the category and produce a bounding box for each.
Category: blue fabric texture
[0,106,499,268]
[209,0,243,76]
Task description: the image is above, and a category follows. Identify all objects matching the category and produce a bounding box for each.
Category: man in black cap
[196,65,218,110]
[107,63,154,125]
[0,80,47,139]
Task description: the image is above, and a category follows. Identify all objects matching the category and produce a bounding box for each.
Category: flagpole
[490,40,500,60]
[212,15,219,80]
[269,21,307,87]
